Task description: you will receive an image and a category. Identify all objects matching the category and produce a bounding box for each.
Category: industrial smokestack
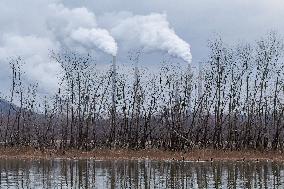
[134,60,139,86]
[110,55,117,146]
[130,48,142,87]
[186,63,193,113]
[198,62,203,102]
[112,55,117,111]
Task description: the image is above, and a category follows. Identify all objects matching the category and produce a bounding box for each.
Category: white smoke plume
[49,3,118,56]
[110,13,192,63]
[71,27,117,56]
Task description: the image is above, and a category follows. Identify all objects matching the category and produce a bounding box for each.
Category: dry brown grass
[0,147,283,162]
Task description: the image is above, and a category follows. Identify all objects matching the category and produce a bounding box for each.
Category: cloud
[0,0,118,96]
[0,0,193,98]
[0,34,61,94]
[48,3,97,30]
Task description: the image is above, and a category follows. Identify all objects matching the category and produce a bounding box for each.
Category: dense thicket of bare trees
[1,32,284,151]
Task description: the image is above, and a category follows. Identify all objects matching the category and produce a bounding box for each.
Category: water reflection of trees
[0,160,284,188]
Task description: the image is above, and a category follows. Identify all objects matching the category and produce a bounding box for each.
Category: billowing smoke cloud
[71,27,117,56]
[110,13,192,63]
[48,3,118,56]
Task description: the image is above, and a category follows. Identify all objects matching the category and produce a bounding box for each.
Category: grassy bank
[0,147,284,162]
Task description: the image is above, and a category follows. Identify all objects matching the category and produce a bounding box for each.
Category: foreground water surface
[0,158,283,188]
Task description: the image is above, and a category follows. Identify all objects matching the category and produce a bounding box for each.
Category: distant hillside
[0,99,18,114]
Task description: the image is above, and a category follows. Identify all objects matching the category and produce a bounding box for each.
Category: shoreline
[0,147,284,162]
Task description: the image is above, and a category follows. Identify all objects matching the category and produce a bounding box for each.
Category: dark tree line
[1,32,284,151]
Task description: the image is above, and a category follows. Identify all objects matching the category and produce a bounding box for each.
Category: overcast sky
[0,0,284,96]
[64,0,284,59]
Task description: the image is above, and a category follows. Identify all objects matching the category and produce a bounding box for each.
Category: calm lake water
[0,159,283,188]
